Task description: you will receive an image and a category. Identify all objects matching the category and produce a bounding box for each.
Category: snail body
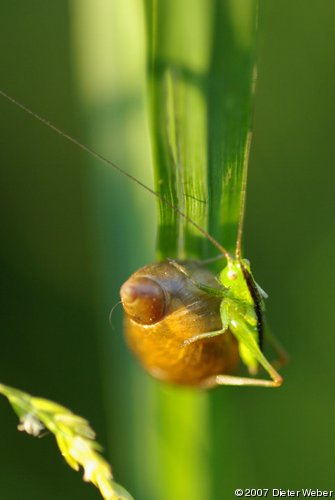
[120,260,239,387]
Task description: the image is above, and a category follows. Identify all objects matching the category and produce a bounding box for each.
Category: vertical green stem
[145,1,258,498]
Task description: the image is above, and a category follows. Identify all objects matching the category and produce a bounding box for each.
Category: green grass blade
[145,0,214,259]
[207,1,257,255]
[146,0,258,260]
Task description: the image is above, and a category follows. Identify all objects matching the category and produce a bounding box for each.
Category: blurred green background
[0,1,334,499]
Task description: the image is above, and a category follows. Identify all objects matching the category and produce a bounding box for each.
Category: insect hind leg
[225,302,283,387]
[200,373,282,389]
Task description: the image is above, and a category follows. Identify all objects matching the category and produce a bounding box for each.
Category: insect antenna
[109,301,122,330]
[0,89,232,262]
[235,130,252,260]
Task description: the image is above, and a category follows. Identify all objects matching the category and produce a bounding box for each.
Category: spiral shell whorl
[120,276,167,325]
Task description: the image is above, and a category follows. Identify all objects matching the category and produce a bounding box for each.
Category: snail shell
[120,260,239,387]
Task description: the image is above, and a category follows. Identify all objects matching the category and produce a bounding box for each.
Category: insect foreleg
[192,254,225,266]
[182,296,229,346]
[168,259,227,298]
[182,328,227,346]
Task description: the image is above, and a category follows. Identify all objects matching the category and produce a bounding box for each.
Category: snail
[120,260,239,387]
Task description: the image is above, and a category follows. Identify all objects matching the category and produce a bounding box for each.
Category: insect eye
[227,270,238,281]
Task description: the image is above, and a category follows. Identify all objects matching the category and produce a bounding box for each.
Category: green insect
[169,254,285,387]
[0,89,287,388]
[163,155,287,387]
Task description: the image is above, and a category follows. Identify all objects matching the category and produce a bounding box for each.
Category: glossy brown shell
[120,260,239,387]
